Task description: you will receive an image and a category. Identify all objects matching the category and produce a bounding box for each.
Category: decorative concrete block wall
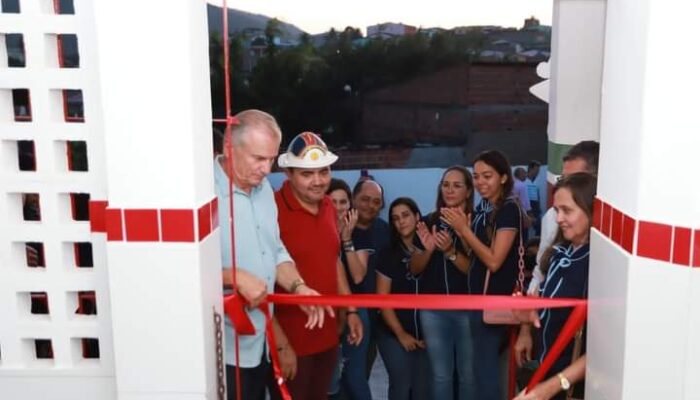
[0,0,115,398]
[1,1,222,399]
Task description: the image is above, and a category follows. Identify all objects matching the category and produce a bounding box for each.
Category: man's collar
[279,180,328,215]
[280,180,303,211]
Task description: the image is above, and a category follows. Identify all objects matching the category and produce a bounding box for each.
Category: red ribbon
[248,293,585,310]
[526,303,587,393]
[224,293,587,399]
[261,305,293,400]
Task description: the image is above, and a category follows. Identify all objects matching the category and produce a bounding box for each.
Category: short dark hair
[528,160,541,170]
[327,178,351,200]
[563,141,600,174]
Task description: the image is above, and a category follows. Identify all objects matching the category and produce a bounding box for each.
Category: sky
[214,0,553,35]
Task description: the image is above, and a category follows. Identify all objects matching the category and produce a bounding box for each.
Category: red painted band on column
[693,230,700,267]
[89,198,218,242]
[594,197,698,267]
[89,200,108,232]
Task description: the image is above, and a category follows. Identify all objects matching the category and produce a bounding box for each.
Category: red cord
[220,2,242,399]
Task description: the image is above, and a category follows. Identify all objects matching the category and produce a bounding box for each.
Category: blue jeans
[341,308,372,400]
[420,310,476,400]
[327,345,343,395]
[377,327,429,400]
[469,311,507,400]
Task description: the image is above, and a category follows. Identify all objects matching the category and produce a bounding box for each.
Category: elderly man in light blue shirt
[215,109,331,400]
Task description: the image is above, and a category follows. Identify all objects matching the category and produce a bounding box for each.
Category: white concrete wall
[0,0,115,398]
[92,0,222,399]
[590,0,700,399]
[546,0,606,178]
[548,0,606,146]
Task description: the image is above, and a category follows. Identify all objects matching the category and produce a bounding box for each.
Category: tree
[209,32,252,118]
[264,18,282,57]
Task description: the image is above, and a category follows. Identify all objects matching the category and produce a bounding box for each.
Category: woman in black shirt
[376,197,428,400]
[409,166,476,400]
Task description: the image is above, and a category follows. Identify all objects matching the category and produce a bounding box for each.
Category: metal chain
[516,202,526,293]
[214,308,226,400]
[517,244,526,292]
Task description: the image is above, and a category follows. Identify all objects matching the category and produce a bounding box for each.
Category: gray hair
[230,109,282,147]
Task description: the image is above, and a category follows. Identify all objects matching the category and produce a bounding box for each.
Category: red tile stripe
[672,227,692,266]
[594,196,698,267]
[89,198,218,243]
[621,213,636,254]
[89,201,108,232]
[637,221,672,262]
[693,230,700,268]
[592,197,603,231]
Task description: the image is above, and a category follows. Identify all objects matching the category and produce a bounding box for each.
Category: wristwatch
[557,373,571,391]
[447,251,457,261]
[343,240,355,252]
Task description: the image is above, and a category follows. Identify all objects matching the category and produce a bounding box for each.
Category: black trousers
[226,354,270,400]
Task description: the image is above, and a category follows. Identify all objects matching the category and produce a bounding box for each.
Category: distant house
[451,19,551,63]
[523,16,540,29]
[418,27,447,38]
[367,22,417,39]
[515,49,550,62]
[479,50,506,61]
[240,34,300,73]
[487,39,522,53]
[249,36,267,57]
[453,25,501,35]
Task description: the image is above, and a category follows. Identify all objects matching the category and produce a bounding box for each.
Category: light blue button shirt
[214,156,292,367]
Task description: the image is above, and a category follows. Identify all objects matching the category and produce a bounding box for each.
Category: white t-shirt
[527,207,558,294]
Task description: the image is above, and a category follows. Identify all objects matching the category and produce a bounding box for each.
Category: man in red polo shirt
[272,132,363,400]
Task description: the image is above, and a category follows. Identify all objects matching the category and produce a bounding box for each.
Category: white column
[92,1,222,399]
[546,0,606,178]
[589,0,700,398]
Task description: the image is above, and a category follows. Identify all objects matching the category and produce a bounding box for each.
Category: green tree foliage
[209,28,486,144]
[209,32,252,118]
[264,18,282,57]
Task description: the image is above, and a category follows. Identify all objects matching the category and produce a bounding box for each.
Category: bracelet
[289,278,306,294]
[346,310,359,315]
[343,241,355,252]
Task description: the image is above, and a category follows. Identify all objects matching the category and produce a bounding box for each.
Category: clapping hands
[416,221,436,252]
[340,209,358,241]
[439,207,471,235]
